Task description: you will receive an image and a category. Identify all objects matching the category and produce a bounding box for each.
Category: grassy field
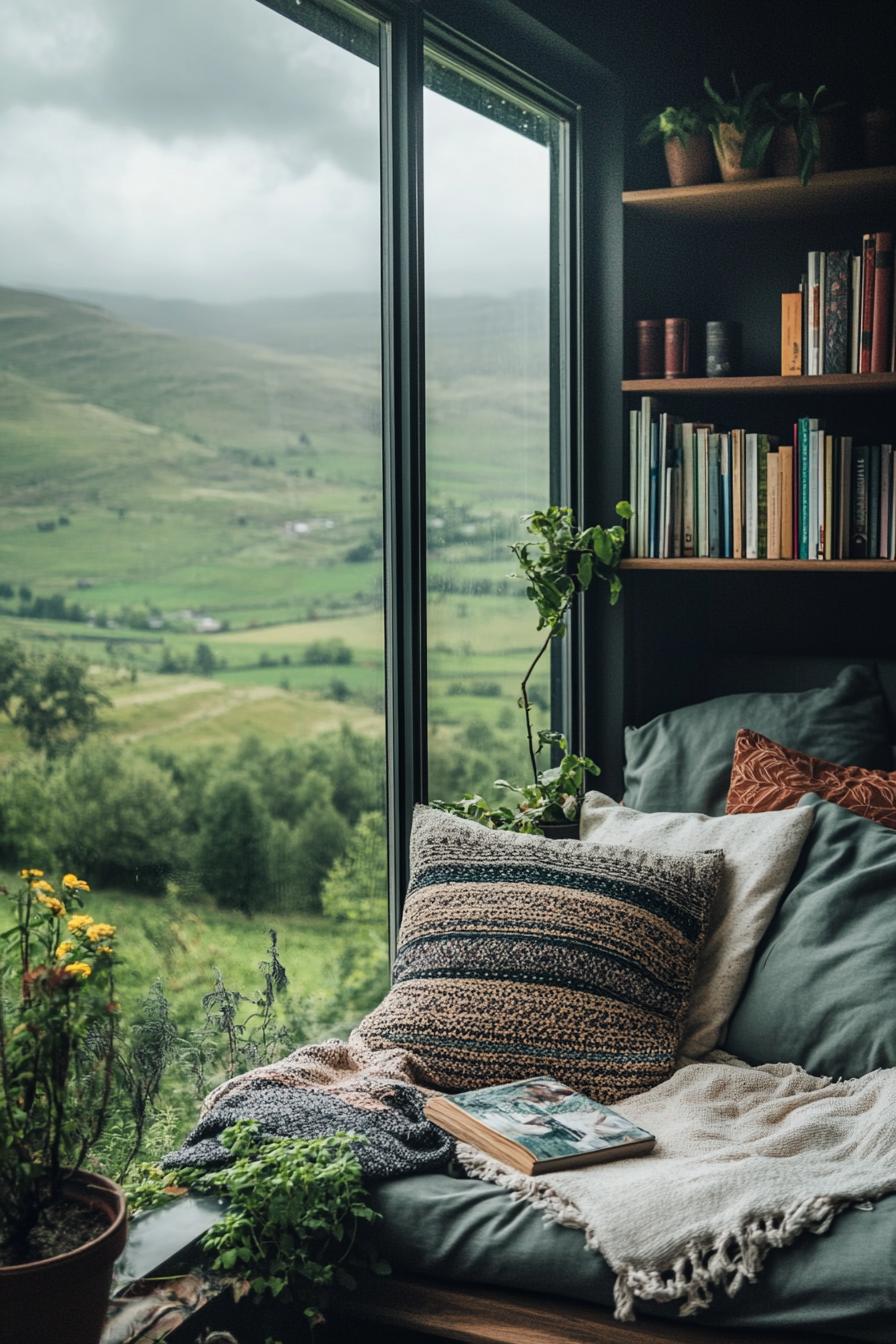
[0,283,553,1041]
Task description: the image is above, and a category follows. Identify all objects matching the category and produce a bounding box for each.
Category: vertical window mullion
[380,4,427,960]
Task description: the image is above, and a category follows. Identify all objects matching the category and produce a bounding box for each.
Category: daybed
[328,660,896,1344]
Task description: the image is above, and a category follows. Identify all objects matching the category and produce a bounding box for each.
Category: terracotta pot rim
[0,1170,127,1278]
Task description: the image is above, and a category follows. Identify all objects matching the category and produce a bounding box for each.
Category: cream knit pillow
[579,792,813,1058]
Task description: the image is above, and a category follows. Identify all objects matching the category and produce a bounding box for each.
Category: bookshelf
[592,161,896,797]
[622,373,896,395]
[622,162,896,568]
[622,165,896,223]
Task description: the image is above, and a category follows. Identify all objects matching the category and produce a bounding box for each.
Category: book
[882,446,893,559]
[808,251,820,376]
[850,253,862,373]
[708,433,721,558]
[745,432,758,559]
[732,427,744,559]
[780,292,802,375]
[779,441,794,559]
[871,231,894,373]
[424,1077,656,1176]
[757,435,770,558]
[860,233,876,373]
[852,445,869,557]
[823,250,851,375]
[682,422,695,557]
[869,444,881,559]
[767,449,781,560]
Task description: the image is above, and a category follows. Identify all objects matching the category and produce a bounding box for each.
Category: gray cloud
[0,0,378,179]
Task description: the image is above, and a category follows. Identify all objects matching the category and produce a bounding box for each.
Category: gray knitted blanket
[163,1037,454,1179]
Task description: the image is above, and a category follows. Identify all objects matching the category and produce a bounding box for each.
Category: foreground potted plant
[433,503,631,836]
[0,869,127,1344]
[771,86,847,183]
[703,73,775,181]
[639,104,715,187]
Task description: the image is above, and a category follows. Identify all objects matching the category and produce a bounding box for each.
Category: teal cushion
[623,665,891,815]
[374,1171,896,1341]
[725,794,896,1078]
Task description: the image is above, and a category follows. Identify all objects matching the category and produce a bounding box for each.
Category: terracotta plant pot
[773,111,851,178]
[0,1171,127,1344]
[663,131,714,187]
[862,108,896,167]
[711,122,764,182]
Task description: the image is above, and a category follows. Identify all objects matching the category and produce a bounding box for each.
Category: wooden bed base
[331,1274,839,1344]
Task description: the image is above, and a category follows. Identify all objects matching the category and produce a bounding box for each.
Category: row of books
[780,231,895,376]
[628,397,896,561]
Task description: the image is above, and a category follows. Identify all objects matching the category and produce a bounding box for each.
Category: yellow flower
[62,873,90,892]
[86,923,116,943]
[67,914,94,934]
[55,941,75,960]
[32,879,54,893]
[96,944,114,955]
[20,868,44,879]
[36,893,66,917]
[63,961,92,979]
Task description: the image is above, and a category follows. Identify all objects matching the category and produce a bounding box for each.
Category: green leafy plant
[639,104,707,147]
[433,503,631,832]
[127,1120,381,1320]
[775,85,845,185]
[703,73,776,168]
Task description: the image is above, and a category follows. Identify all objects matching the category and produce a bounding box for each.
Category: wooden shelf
[622,165,896,222]
[621,558,896,572]
[622,373,896,395]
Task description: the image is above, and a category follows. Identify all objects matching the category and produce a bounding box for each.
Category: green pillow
[725,794,896,1078]
[623,664,891,815]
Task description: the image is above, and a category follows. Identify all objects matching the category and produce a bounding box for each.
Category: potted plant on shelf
[639,104,715,187]
[0,869,128,1344]
[771,86,848,183]
[703,73,776,182]
[433,503,631,837]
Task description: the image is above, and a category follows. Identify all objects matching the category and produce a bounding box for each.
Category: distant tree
[0,582,13,601]
[291,790,350,913]
[0,638,109,757]
[303,639,352,667]
[326,677,351,703]
[193,642,217,677]
[196,775,271,911]
[321,812,386,923]
[18,585,31,604]
[48,739,182,891]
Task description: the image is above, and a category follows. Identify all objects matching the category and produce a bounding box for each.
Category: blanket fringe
[458,1149,849,1323]
[613,1195,840,1321]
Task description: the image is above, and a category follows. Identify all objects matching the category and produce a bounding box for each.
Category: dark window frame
[257,0,622,955]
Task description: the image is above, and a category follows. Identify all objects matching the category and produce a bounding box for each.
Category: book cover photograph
[425,1077,655,1174]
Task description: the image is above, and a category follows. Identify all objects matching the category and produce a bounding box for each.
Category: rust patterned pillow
[354,806,722,1102]
[727,728,896,829]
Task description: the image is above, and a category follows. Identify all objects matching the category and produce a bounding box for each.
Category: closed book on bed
[425,1077,655,1176]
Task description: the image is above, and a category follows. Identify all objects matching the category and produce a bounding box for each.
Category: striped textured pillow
[354,807,722,1101]
[727,728,896,829]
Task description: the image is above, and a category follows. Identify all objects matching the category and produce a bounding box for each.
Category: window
[423,47,565,804]
[1,0,596,997]
[0,0,390,1035]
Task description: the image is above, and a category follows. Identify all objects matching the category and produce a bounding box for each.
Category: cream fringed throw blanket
[458,1055,896,1322]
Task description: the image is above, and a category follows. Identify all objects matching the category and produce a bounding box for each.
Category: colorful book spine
[852,445,869,557]
[732,428,744,559]
[767,450,781,560]
[860,234,876,373]
[780,442,794,560]
[708,435,721,558]
[780,292,802,375]
[757,435,769,559]
[823,250,851,375]
[798,418,811,559]
[745,433,758,560]
[871,231,894,373]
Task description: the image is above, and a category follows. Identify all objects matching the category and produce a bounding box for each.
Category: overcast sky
[0,0,550,303]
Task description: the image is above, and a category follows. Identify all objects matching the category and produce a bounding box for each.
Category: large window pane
[0,0,388,1099]
[423,50,562,803]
